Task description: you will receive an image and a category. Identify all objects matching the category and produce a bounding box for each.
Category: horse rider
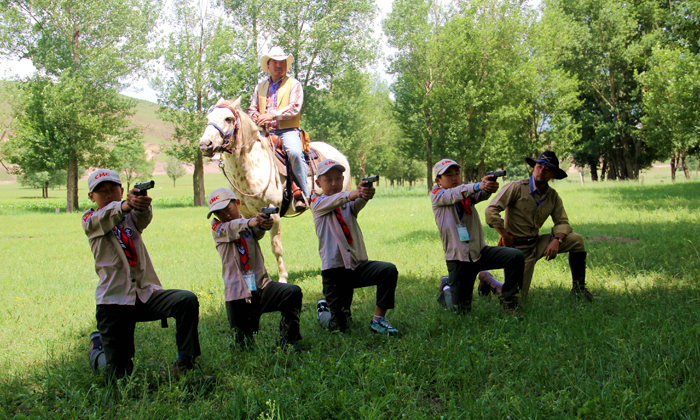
[248,46,309,211]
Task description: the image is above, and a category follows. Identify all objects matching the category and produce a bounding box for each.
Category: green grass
[1,179,699,418]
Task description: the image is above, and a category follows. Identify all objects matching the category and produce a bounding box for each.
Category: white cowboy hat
[260,46,294,75]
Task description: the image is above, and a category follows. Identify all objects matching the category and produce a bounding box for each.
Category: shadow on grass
[0,198,198,215]
[598,181,700,212]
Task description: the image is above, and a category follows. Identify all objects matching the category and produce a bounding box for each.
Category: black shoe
[571,286,597,302]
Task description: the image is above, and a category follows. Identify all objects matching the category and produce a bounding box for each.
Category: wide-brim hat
[433,159,461,178]
[88,169,121,192]
[207,188,237,219]
[317,159,346,177]
[526,151,568,179]
[260,46,294,75]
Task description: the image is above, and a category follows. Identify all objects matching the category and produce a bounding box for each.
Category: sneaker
[570,286,597,302]
[317,298,330,318]
[369,317,399,336]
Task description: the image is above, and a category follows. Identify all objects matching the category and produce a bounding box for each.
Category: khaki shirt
[485,178,573,239]
[431,183,492,262]
[311,191,368,271]
[211,218,271,302]
[82,201,163,306]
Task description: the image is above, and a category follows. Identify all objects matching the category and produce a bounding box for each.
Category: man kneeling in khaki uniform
[484,151,595,301]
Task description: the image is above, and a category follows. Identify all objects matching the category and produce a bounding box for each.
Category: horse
[198,97,352,282]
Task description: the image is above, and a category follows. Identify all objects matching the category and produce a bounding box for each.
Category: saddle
[265,130,326,215]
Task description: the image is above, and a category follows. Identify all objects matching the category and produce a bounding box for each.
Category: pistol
[134,180,155,196]
[261,206,279,215]
[362,175,379,188]
[486,170,506,181]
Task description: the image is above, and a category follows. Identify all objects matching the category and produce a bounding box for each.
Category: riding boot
[478,271,503,296]
[292,183,307,211]
[569,252,595,302]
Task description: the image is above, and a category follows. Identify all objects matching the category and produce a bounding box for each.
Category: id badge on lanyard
[243,271,257,292]
[457,224,470,242]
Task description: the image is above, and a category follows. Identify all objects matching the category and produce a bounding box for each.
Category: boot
[292,183,307,211]
[569,252,596,302]
[478,271,503,296]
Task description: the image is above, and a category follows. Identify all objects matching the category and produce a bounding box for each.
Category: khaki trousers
[515,232,586,296]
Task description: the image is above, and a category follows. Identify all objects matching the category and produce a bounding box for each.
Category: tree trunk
[173,179,176,187]
[607,158,617,181]
[600,157,607,181]
[634,137,643,179]
[681,151,690,180]
[425,110,433,191]
[670,154,677,182]
[66,155,79,212]
[589,159,599,182]
[477,159,485,180]
[193,149,206,206]
[43,181,48,198]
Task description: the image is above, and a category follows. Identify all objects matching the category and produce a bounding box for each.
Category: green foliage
[112,139,155,191]
[165,156,186,187]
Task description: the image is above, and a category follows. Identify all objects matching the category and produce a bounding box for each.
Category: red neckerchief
[234,236,250,271]
[334,207,353,244]
[112,225,138,267]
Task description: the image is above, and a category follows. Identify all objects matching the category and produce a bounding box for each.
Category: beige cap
[432,159,461,178]
[88,169,121,192]
[316,159,346,176]
[207,188,237,219]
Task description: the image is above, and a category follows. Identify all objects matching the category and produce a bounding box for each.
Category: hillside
[0,82,221,183]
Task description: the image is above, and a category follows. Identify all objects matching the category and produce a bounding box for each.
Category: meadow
[1,169,699,419]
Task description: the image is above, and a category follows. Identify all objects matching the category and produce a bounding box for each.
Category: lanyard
[529,176,548,206]
[270,79,282,110]
[235,235,250,271]
[454,197,472,221]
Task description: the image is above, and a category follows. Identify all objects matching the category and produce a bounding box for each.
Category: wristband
[474,182,480,192]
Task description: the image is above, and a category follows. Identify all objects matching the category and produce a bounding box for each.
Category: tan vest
[257,76,301,129]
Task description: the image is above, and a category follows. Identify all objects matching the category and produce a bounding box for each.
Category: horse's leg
[270,215,288,283]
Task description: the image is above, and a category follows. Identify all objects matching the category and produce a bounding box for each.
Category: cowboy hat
[260,46,294,75]
[525,150,568,179]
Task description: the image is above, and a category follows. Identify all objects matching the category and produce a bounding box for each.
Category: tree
[639,46,700,181]
[5,76,137,205]
[1,0,158,211]
[165,156,186,187]
[112,139,154,190]
[151,0,243,206]
[17,170,67,198]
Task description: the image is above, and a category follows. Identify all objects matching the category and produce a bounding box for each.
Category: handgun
[261,206,279,215]
[486,170,506,181]
[362,175,379,188]
[134,180,155,196]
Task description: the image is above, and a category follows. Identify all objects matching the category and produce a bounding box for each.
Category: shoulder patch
[212,221,221,233]
[82,211,95,222]
[432,186,443,195]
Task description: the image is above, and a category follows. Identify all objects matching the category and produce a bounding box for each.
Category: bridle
[206,105,241,153]
[206,103,277,200]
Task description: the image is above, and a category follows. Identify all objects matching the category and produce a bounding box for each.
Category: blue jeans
[270,128,309,197]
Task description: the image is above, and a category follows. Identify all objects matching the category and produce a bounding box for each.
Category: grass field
[1,174,699,418]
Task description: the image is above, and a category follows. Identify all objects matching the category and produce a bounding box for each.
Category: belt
[512,236,538,246]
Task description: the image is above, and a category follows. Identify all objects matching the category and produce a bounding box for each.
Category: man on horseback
[248,46,309,210]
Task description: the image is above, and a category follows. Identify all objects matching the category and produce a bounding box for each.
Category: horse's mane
[219,97,270,150]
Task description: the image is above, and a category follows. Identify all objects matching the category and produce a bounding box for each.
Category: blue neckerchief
[529,176,548,206]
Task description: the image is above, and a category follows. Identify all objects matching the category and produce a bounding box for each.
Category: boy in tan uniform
[484,151,595,301]
[208,188,303,348]
[312,159,399,335]
[431,159,523,313]
[82,169,206,380]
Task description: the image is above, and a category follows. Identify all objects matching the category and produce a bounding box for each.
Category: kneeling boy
[431,159,523,313]
[208,188,302,348]
[82,169,205,380]
[312,160,399,335]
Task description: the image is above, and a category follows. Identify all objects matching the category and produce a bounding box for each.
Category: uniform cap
[88,169,122,192]
[207,188,237,219]
[316,159,346,177]
[433,159,461,178]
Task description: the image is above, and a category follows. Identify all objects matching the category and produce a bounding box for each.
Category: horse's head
[199,97,258,157]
